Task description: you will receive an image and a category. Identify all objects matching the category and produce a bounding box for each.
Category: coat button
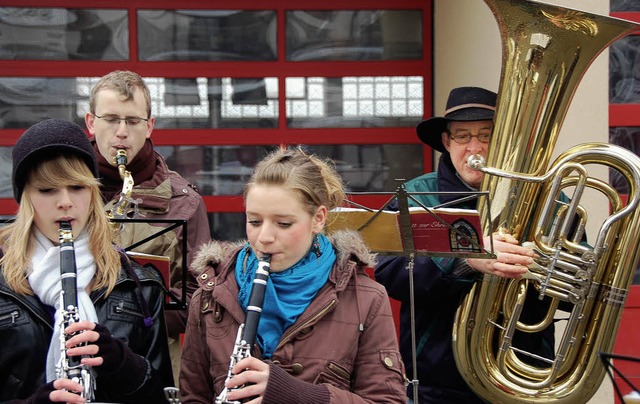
[200,273,208,280]
[207,281,214,287]
[384,357,394,368]
[291,363,303,375]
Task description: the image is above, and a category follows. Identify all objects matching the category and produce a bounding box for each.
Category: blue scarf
[235,234,336,358]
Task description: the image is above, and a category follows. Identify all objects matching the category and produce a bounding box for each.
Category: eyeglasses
[93,114,148,128]
[449,133,491,145]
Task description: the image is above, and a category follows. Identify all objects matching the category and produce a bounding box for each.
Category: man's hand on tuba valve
[466,232,533,278]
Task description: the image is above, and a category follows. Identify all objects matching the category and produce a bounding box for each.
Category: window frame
[0,0,433,216]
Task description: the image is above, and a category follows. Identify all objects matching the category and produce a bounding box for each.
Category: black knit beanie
[12,119,98,202]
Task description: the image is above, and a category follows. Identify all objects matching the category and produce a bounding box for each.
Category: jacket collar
[437,154,478,208]
[192,230,374,332]
[191,230,375,289]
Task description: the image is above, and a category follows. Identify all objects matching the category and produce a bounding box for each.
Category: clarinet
[56,221,95,401]
[215,254,272,404]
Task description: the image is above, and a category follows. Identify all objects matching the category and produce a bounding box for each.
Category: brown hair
[89,70,152,118]
[244,148,346,222]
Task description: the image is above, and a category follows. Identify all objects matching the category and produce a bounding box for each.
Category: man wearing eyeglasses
[84,70,211,387]
[375,87,556,403]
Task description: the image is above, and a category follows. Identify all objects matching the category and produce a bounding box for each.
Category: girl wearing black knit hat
[0,119,173,403]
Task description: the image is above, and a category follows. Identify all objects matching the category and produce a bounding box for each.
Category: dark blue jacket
[375,155,556,403]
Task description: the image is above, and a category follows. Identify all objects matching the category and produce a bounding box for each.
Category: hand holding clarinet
[52,222,145,403]
[215,254,272,404]
[56,221,95,401]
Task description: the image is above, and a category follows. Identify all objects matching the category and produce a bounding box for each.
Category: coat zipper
[275,299,336,350]
[115,300,144,318]
[0,309,19,324]
[0,289,52,329]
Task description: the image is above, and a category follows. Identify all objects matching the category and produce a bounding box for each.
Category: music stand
[332,182,495,404]
[111,218,188,310]
[600,352,640,403]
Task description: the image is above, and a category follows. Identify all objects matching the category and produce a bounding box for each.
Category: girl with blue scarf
[235,233,336,358]
[180,148,406,403]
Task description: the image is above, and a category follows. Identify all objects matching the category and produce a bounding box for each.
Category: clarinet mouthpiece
[58,221,73,243]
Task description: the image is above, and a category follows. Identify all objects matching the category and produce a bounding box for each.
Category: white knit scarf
[28,229,98,382]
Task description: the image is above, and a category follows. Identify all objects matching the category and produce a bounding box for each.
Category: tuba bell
[451,1,640,403]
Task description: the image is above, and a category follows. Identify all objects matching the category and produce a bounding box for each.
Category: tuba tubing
[451,1,640,403]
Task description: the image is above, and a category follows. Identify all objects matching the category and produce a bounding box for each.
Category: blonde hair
[90,70,152,118]
[0,155,121,295]
[244,148,346,220]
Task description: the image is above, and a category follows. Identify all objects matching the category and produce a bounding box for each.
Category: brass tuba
[452,0,640,403]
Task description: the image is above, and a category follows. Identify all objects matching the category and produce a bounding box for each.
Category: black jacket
[0,251,174,403]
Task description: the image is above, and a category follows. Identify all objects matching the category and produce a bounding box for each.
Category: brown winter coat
[180,230,407,403]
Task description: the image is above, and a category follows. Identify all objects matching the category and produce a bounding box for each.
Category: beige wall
[432,1,616,403]
[433,0,612,240]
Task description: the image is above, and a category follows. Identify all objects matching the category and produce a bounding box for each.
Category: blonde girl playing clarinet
[0,119,173,403]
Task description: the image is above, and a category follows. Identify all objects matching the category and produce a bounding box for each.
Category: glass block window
[286,76,423,127]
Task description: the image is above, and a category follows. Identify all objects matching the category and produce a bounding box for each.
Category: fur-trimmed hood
[190,230,375,277]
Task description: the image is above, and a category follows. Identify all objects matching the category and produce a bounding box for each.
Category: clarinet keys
[56,221,95,401]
